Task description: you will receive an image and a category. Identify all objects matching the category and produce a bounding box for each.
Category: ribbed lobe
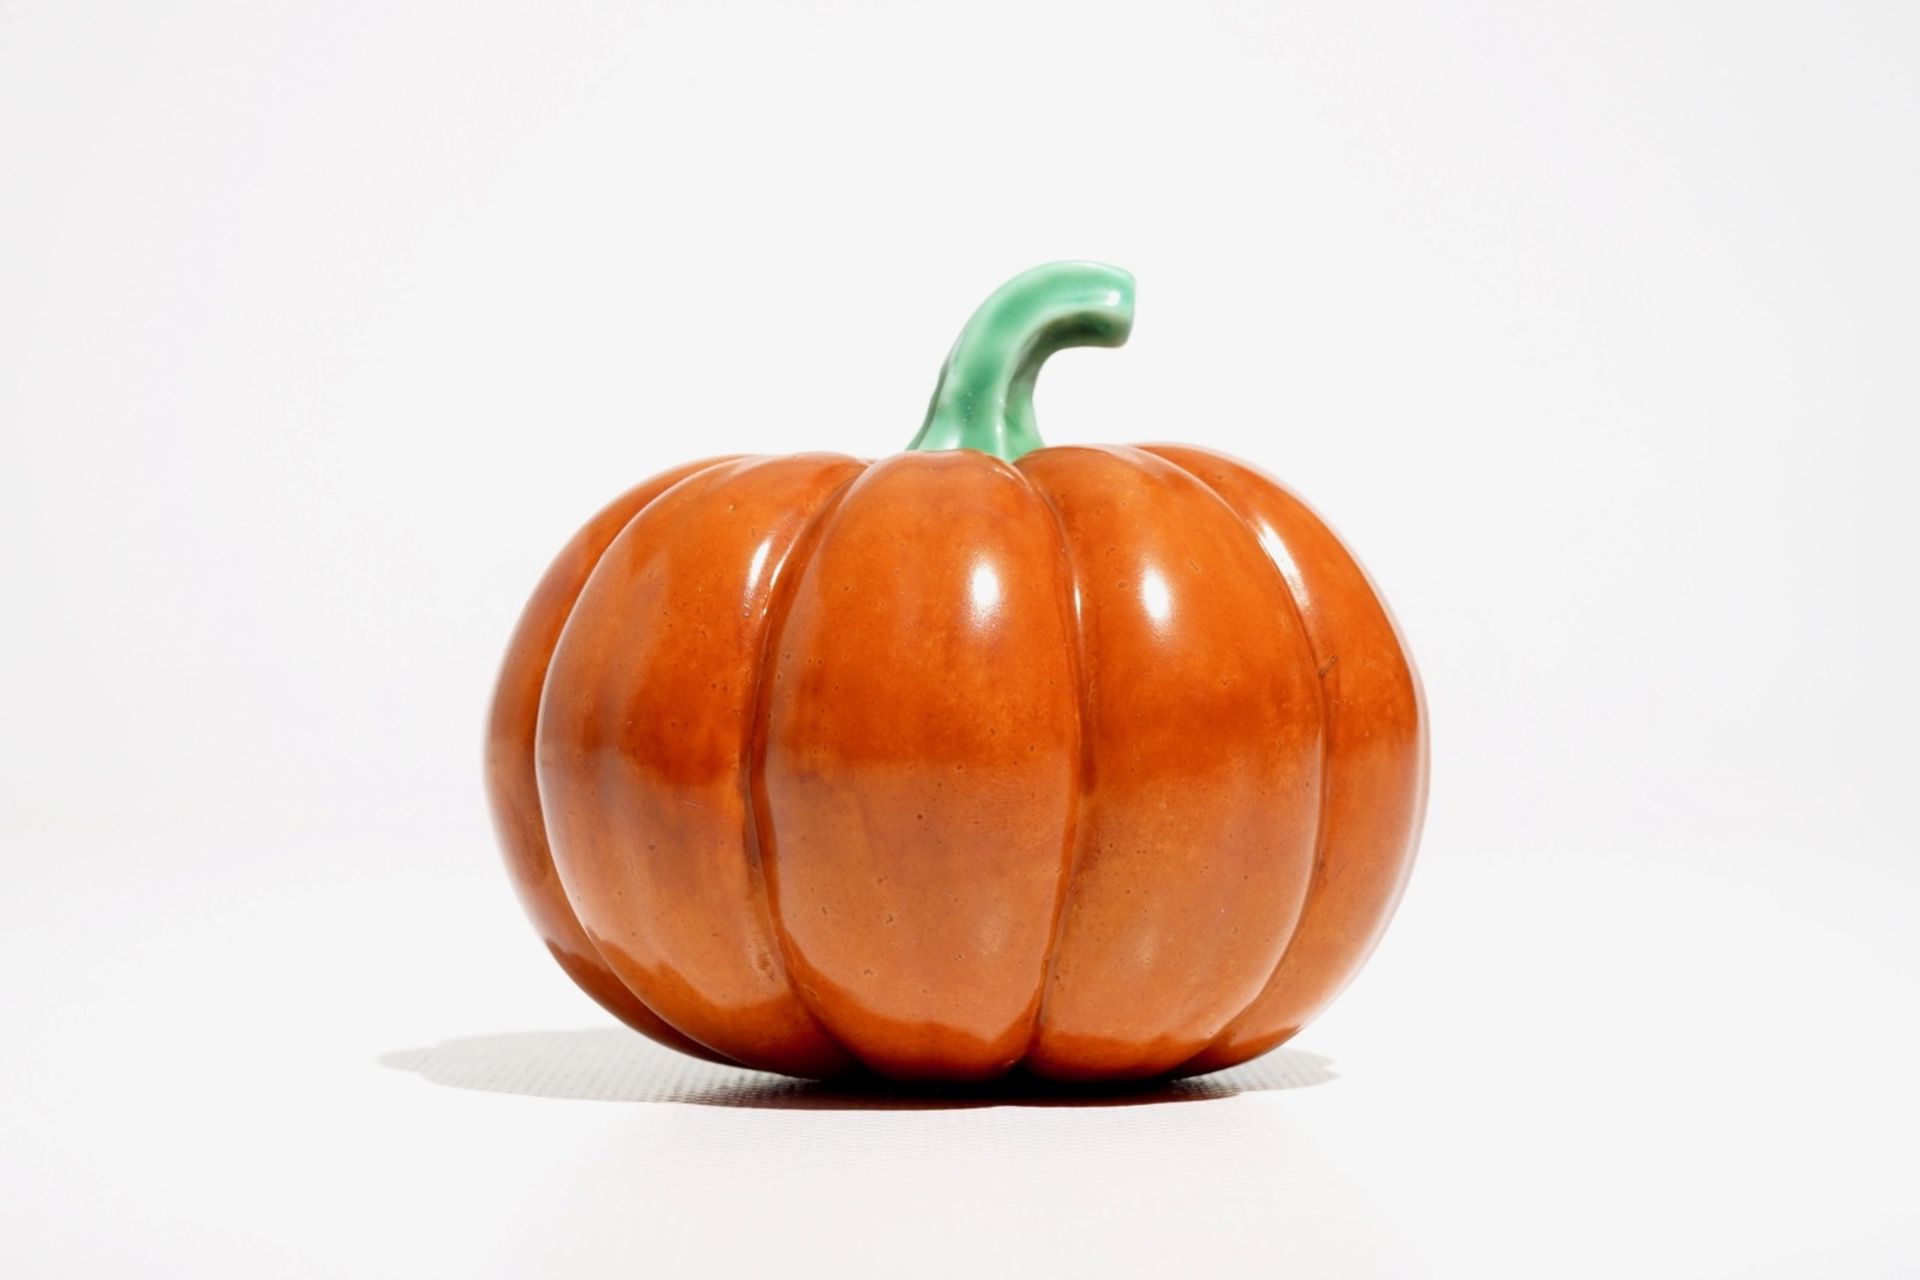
[536,455,865,1077]
[1142,445,1427,1072]
[1136,447,1334,1071]
[756,451,1082,1080]
[1017,446,1324,1080]
[486,455,740,1064]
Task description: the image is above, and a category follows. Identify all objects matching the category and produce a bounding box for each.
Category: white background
[4,1,1917,1275]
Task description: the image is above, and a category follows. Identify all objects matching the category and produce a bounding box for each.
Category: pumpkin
[485,263,1427,1082]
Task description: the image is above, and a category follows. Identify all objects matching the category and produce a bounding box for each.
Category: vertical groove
[1141,449,1334,1065]
[1017,460,1094,1064]
[740,467,868,1072]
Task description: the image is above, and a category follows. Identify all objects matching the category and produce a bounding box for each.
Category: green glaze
[907,262,1134,462]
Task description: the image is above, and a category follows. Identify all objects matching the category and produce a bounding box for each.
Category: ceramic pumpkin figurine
[485,263,1427,1082]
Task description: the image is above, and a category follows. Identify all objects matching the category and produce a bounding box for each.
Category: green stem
[907,262,1134,462]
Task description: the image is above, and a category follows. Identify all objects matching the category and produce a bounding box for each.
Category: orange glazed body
[484,266,1426,1082]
